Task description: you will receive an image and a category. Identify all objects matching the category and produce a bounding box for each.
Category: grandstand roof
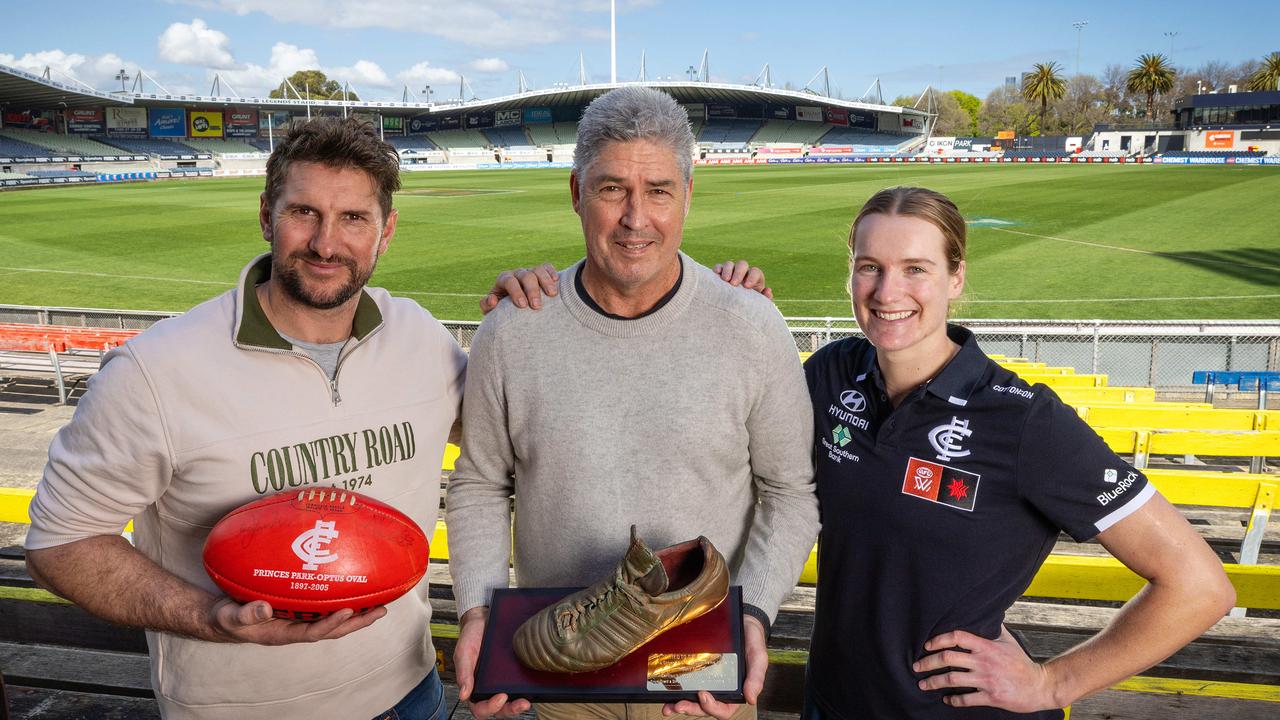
[110,80,926,120]
[0,64,134,109]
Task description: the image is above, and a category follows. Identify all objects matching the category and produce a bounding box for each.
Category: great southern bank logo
[292,520,340,570]
[840,389,867,413]
[832,425,852,447]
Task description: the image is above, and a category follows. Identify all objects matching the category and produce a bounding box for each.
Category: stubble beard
[272,249,376,311]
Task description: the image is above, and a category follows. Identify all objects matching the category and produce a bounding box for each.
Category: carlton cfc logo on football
[292,520,340,570]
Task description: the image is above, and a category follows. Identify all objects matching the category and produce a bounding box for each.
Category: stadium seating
[25,169,97,178]
[0,134,57,159]
[1161,150,1267,158]
[0,128,121,157]
[1003,149,1074,159]
[245,138,276,152]
[698,119,762,146]
[424,128,492,150]
[482,126,532,148]
[179,138,264,155]
[387,135,439,152]
[0,171,33,180]
[750,120,830,145]
[815,128,914,152]
[92,136,204,157]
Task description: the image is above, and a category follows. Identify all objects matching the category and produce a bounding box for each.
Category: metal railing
[3,305,1278,392]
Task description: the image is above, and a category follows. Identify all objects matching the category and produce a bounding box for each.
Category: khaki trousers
[535,703,757,720]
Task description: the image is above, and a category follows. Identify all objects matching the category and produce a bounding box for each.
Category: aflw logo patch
[902,457,981,512]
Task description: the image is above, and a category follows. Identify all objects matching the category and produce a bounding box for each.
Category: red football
[202,489,429,621]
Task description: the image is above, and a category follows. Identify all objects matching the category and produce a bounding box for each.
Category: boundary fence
[2,305,1278,391]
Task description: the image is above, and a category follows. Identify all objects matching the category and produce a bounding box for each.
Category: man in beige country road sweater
[447,86,820,720]
[23,117,464,720]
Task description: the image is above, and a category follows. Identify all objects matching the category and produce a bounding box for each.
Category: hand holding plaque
[472,526,745,702]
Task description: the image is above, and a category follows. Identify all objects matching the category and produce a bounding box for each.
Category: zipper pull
[330,377,342,405]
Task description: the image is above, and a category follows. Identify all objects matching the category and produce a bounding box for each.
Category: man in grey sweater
[447,86,818,720]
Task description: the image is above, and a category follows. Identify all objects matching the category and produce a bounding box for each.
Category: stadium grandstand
[5,60,1280,189]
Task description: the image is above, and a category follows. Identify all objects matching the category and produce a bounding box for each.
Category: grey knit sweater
[447,253,819,622]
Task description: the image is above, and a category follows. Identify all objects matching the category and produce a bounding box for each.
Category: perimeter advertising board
[764,103,793,120]
[467,112,494,129]
[795,106,822,122]
[438,115,461,130]
[408,114,438,133]
[67,108,105,134]
[849,110,876,129]
[382,116,404,134]
[107,107,147,137]
[494,109,522,127]
[1205,131,1234,149]
[707,104,737,119]
[225,108,258,137]
[259,111,291,136]
[189,111,224,137]
[823,107,849,125]
[149,108,186,137]
[926,137,956,153]
[525,107,552,124]
[4,110,58,131]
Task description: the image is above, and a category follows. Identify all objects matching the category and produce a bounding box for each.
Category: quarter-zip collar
[232,253,384,350]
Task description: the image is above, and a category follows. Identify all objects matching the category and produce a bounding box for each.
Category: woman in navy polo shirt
[800,186,1234,719]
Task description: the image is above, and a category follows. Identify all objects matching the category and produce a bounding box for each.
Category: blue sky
[4,1,1277,103]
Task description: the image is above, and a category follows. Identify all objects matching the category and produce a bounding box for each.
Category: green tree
[1125,54,1176,123]
[947,90,980,136]
[1021,62,1067,135]
[892,91,970,136]
[977,84,1034,137]
[1050,75,1111,135]
[269,70,358,101]
[1247,52,1280,91]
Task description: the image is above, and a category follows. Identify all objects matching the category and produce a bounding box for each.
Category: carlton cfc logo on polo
[839,389,867,413]
[928,417,973,462]
[292,520,340,571]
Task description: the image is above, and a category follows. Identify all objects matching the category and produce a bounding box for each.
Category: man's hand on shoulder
[713,260,772,300]
[208,597,386,645]
[481,263,560,314]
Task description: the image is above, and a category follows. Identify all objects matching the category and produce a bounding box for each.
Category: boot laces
[557,576,641,633]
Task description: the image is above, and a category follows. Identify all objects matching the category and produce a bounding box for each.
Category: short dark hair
[264,116,401,219]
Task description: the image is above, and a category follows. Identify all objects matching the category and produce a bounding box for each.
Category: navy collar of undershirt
[863,324,987,404]
[573,255,684,321]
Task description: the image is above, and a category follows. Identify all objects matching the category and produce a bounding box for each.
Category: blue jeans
[371,668,445,720]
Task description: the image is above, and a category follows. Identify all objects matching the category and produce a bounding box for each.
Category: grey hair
[573,86,695,182]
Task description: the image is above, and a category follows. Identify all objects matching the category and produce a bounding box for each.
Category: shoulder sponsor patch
[902,457,981,512]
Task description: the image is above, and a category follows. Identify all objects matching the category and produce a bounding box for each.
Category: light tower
[1072,21,1089,76]
[1163,31,1179,58]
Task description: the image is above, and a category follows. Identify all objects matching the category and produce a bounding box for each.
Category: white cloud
[469,57,510,73]
[158,19,236,69]
[216,41,320,96]
[331,60,391,88]
[397,61,462,90]
[180,0,624,48]
[0,49,155,92]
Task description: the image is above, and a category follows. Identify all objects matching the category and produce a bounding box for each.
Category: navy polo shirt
[803,325,1155,719]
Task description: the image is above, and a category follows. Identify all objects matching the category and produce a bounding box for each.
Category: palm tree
[1247,52,1280,91]
[1125,54,1176,123]
[1021,62,1067,134]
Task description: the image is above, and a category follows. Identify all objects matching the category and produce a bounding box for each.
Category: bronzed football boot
[513,525,730,673]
